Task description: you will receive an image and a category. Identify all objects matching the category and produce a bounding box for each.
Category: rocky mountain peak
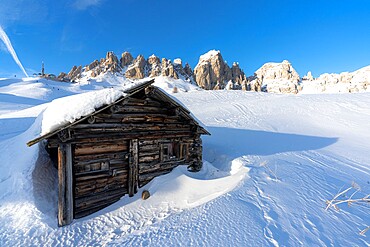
[302,71,314,81]
[254,60,300,93]
[193,50,248,90]
[255,60,300,82]
[104,51,120,72]
[125,55,147,79]
[147,55,161,77]
[173,58,182,66]
[121,52,133,67]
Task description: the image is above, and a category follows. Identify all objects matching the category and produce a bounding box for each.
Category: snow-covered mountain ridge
[55,50,370,94]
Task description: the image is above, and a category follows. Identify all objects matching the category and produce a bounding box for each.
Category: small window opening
[161,142,188,162]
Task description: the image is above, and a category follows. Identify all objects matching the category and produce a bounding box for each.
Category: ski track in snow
[1,78,370,246]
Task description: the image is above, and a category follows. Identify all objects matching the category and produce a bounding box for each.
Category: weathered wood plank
[139,161,182,174]
[58,143,73,227]
[73,131,194,140]
[133,139,139,194]
[138,155,160,163]
[74,197,121,219]
[139,169,173,181]
[120,116,183,123]
[72,123,190,130]
[139,146,159,153]
[71,136,127,144]
[76,172,127,189]
[72,126,191,134]
[138,150,159,157]
[75,188,126,210]
[74,152,127,162]
[112,105,169,114]
[75,180,127,198]
[74,143,127,155]
[75,172,114,182]
[74,157,128,167]
[76,176,128,192]
[95,113,170,119]
[118,97,162,107]
[138,140,157,145]
[74,196,123,219]
[75,167,128,181]
[128,139,139,197]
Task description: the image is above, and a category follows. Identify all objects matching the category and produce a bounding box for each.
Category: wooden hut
[27,79,210,226]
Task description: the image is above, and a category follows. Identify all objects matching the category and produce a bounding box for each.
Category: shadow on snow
[203,126,338,166]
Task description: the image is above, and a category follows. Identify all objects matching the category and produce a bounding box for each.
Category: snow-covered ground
[0,76,370,246]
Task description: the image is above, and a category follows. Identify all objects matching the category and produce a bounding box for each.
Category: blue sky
[0,0,370,78]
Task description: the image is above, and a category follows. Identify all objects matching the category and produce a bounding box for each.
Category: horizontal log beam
[139,146,159,153]
[74,152,127,162]
[74,157,128,167]
[72,126,191,134]
[138,155,160,163]
[112,105,169,114]
[72,131,195,141]
[96,113,170,119]
[139,169,173,181]
[119,97,162,107]
[75,181,127,198]
[72,123,190,130]
[74,197,121,219]
[139,161,181,174]
[76,172,127,188]
[75,143,128,155]
[75,187,127,210]
[138,150,159,157]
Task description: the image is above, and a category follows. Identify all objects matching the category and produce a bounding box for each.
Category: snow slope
[1,76,370,246]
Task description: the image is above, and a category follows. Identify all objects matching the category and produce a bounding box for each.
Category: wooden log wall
[48,94,204,220]
[73,139,129,218]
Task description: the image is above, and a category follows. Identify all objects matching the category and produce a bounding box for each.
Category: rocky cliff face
[125,55,147,79]
[254,60,301,94]
[58,51,121,82]
[57,65,82,82]
[120,52,133,67]
[255,60,300,82]
[59,51,196,83]
[147,55,161,77]
[193,50,249,90]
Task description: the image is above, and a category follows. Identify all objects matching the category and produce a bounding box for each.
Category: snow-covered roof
[27,79,155,146]
[41,88,126,136]
[27,78,209,147]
